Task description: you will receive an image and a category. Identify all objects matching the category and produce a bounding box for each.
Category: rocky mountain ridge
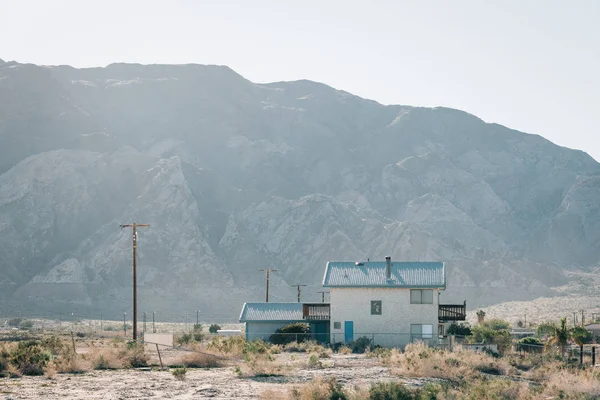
[1,60,599,320]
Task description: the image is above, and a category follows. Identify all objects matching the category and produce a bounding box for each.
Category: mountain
[1,60,599,321]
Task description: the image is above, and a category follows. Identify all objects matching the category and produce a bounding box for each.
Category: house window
[410,289,433,304]
[410,324,434,340]
[371,300,382,315]
[334,322,341,329]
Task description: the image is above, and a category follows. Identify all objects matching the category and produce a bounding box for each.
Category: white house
[323,257,465,348]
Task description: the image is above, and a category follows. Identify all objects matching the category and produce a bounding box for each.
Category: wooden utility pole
[120,223,150,341]
[259,269,277,302]
[581,310,585,327]
[292,284,307,303]
[317,291,330,303]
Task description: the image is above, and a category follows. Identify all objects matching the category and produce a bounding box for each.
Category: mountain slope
[0,60,598,319]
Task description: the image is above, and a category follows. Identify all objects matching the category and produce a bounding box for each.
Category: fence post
[580,345,583,366]
[592,346,596,366]
[449,335,454,352]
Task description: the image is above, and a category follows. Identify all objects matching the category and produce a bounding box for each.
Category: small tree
[446,323,472,336]
[571,326,592,364]
[476,310,486,324]
[209,324,221,334]
[517,337,543,353]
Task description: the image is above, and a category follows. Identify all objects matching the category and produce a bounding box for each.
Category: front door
[344,321,354,344]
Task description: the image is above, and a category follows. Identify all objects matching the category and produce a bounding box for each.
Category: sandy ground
[0,353,434,400]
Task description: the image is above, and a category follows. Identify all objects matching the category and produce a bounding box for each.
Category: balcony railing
[303,303,330,321]
[439,301,467,321]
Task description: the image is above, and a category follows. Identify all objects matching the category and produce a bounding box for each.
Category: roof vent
[385,256,392,280]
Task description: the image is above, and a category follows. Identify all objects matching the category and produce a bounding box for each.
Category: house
[323,257,465,348]
[585,323,600,340]
[239,302,330,342]
[239,257,465,348]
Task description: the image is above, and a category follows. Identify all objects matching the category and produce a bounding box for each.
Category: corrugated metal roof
[322,261,445,288]
[239,302,304,322]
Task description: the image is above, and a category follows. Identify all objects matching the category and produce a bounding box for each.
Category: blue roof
[239,302,304,322]
[322,261,446,288]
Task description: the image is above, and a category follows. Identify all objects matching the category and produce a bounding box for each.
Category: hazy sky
[2,0,599,160]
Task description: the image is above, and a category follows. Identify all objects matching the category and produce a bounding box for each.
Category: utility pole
[292,284,307,303]
[317,291,330,303]
[196,310,199,327]
[120,223,150,341]
[152,311,156,333]
[524,314,526,328]
[259,269,277,302]
[143,311,147,334]
[573,312,577,327]
[581,310,585,327]
[123,313,127,337]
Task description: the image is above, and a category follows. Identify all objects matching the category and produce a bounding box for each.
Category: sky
[1,0,599,160]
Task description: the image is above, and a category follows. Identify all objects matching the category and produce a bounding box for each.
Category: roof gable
[322,261,445,288]
[239,302,304,322]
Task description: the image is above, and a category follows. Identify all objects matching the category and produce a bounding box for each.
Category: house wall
[245,321,301,341]
[329,287,440,348]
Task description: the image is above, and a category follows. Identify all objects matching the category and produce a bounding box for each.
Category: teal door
[344,321,354,344]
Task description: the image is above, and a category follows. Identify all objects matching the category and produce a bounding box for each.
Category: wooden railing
[303,303,331,321]
[439,301,467,321]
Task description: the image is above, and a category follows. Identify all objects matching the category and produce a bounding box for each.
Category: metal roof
[322,261,446,288]
[239,302,304,322]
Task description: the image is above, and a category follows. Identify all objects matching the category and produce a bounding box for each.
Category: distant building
[239,257,465,348]
[585,323,600,339]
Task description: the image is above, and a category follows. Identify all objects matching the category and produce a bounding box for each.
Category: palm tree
[548,317,570,359]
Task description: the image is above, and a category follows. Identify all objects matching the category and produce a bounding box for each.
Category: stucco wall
[329,287,440,348]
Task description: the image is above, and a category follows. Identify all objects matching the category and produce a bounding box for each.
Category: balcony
[303,303,330,321]
[439,301,467,322]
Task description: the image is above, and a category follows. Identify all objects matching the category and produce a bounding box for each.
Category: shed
[239,302,305,341]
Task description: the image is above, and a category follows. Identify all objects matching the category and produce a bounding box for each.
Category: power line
[258,268,277,302]
[119,223,150,341]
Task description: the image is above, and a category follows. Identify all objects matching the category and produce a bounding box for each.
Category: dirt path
[0,354,434,399]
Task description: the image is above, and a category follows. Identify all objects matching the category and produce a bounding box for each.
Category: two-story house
[323,257,464,348]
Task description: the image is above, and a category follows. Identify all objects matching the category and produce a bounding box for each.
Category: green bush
[10,341,51,376]
[517,337,543,353]
[351,336,372,354]
[172,367,187,380]
[19,320,34,330]
[42,336,64,356]
[209,324,221,334]
[369,381,437,400]
[177,333,193,346]
[446,323,471,336]
[193,324,203,332]
[269,323,310,345]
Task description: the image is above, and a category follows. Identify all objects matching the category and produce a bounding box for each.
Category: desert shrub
[42,335,65,356]
[446,322,472,336]
[368,381,438,400]
[209,324,221,334]
[0,351,8,377]
[289,377,347,400]
[10,340,51,376]
[269,323,310,345]
[284,341,309,353]
[19,320,34,330]
[104,325,118,332]
[350,336,372,354]
[172,367,187,380]
[76,332,86,338]
[177,333,193,346]
[193,333,204,342]
[308,353,322,369]
[7,318,23,327]
[207,336,246,356]
[177,352,221,368]
[470,323,512,354]
[306,342,332,358]
[239,352,288,377]
[89,348,123,370]
[337,346,352,355]
[193,324,203,332]
[121,343,148,368]
[54,350,89,374]
[517,337,543,353]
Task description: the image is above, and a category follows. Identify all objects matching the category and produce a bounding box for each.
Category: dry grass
[235,352,291,377]
[265,377,366,400]
[175,352,222,368]
[386,343,512,383]
[338,346,352,355]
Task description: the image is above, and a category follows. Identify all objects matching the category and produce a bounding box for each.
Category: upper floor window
[371,300,382,315]
[410,289,433,304]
